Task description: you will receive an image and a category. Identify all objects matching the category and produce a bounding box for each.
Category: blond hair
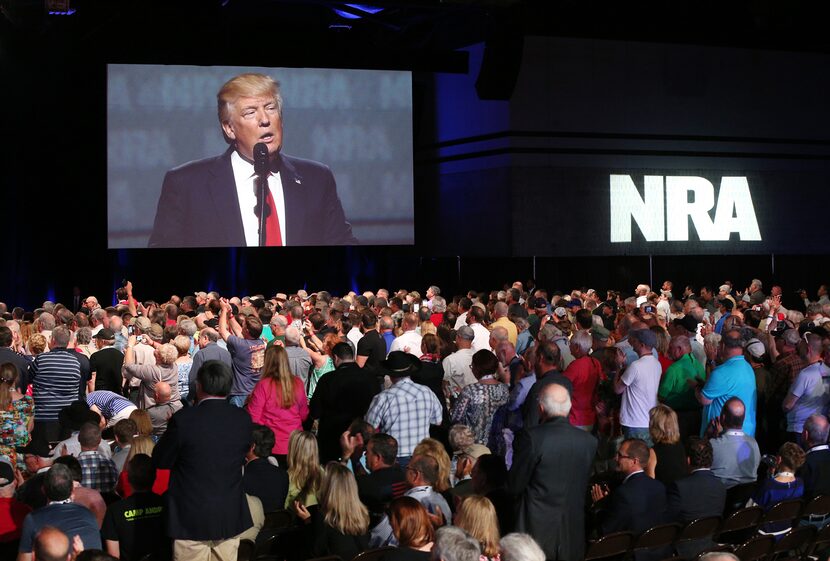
[649,404,680,445]
[129,409,154,438]
[287,431,322,504]
[28,333,47,355]
[420,322,437,337]
[217,73,283,124]
[319,462,369,536]
[455,495,501,558]
[412,438,451,493]
[172,335,191,357]
[259,345,297,408]
[157,343,177,365]
[127,436,155,461]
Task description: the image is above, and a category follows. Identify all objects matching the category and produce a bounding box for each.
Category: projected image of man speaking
[148,73,357,248]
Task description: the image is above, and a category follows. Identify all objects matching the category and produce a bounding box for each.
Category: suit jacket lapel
[206,148,245,245]
[279,153,305,245]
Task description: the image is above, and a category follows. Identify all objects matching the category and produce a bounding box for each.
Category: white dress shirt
[230,151,287,246]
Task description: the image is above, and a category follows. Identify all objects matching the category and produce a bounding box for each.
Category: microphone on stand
[253,143,270,246]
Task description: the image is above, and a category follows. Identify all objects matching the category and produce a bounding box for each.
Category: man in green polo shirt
[658,335,705,439]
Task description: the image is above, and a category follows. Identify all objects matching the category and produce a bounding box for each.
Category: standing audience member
[442,327,477,400]
[110,419,136,474]
[189,328,232,402]
[247,345,308,466]
[123,340,180,410]
[563,330,603,431]
[153,360,253,561]
[521,342,574,429]
[709,398,761,489]
[658,335,705,439]
[0,458,31,550]
[0,363,33,473]
[172,336,192,403]
[217,299,265,408]
[782,333,829,444]
[508,383,596,561]
[88,329,124,394]
[294,462,370,560]
[77,423,118,494]
[450,350,509,446]
[283,327,312,388]
[144,382,181,437]
[615,328,662,445]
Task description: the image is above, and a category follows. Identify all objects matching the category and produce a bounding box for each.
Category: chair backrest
[351,547,395,561]
[802,494,830,516]
[807,522,830,558]
[236,539,255,561]
[677,516,722,541]
[772,524,817,557]
[733,535,775,561]
[724,482,757,514]
[263,509,294,530]
[761,498,803,524]
[633,523,681,550]
[584,532,634,560]
[306,557,343,561]
[717,505,763,533]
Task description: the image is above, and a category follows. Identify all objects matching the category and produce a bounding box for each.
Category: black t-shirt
[0,347,32,392]
[101,492,170,561]
[356,330,386,371]
[90,347,125,393]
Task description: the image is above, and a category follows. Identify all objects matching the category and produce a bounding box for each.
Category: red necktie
[264,187,282,246]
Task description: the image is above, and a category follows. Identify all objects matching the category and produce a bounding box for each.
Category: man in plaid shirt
[365,351,443,466]
[77,422,118,493]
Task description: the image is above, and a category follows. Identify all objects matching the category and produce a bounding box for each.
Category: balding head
[669,335,691,359]
[539,383,571,420]
[804,414,830,448]
[33,526,71,561]
[154,381,172,403]
[284,326,301,347]
[721,397,746,430]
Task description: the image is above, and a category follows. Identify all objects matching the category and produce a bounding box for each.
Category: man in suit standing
[148,72,356,248]
[507,382,597,561]
[153,360,254,560]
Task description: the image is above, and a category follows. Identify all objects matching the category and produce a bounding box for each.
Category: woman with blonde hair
[455,495,501,561]
[172,335,192,401]
[646,404,687,485]
[383,496,435,560]
[285,430,323,509]
[295,462,370,559]
[247,345,308,465]
[115,436,171,497]
[0,362,34,471]
[27,333,47,356]
[129,409,155,441]
[413,438,452,493]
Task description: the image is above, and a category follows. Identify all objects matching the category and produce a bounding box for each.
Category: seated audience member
[110,419,137,474]
[284,431,323,510]
[592,439,667,537]
[646,404,687,486]
[370,454,452,547]
[77,423,118,494]
[709,398,761,489]
[750,442,806,536]
[51,402,111,459]
[18,464,102,560]
[0,457,31,550]
[451,444,490,500]
[102,454,169,561]
[337,419,375,474]
[667,437,726,523]
[116,437,170,498]
[448,425,476,487]
[243,425,288,513]
[128,409,154,441]
[52,456,106,529]
[29,527,73,561]
[431,526,481,561]
[798,414,830,501]
[412,438,453,495]
[346,433,406,522]
[499,533,545,561]
[295,462,370,560]
[144,381,181,437]
[454,495,500,561]
[85,390,136,430]
[450,350,509,446]
[382,497,435,561]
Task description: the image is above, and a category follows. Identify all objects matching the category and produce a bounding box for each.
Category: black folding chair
[767,524,816,561]
[351,547,395,561]
[801,494,830,526]
[674,516,721,558]
[760,498,803,527]
[732,534,774,561]
[632,523,681,559]
[237,538,255,561]
[306,556,343,561]
[584,531,634,561]
[715,505,763,545]
[263,509,294,531]
[805,521,830,559]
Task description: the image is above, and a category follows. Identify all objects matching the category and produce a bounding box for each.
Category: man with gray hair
[799,413,830,502]
[491,302,518,346]
[442,326,477,399]
[35,312,56,343]
[783,333,829,442]
[499,533,545,561]
[283,326,312,387]
[431,526,481,561]
[508,382,597,561]
[89,308,109,337]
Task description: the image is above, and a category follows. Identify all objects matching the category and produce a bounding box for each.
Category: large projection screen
[107,64,414,248]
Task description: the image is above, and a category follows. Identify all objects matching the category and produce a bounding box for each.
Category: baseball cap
[745,338,766,358]
[462,444,491,461]
[553,307,567,318]
[673,315,700,334]
[92,328,115,340]
[134,316,152,332]
[591,326,610,341]
[534,298,548,309]
[147,324,164,341]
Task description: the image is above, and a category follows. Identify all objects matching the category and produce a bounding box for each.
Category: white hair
[540,384,571,418]
[285,326,301,346]
[500,533,545,561]
[570,330,592,354]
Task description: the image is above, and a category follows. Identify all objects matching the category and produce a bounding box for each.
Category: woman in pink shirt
[247,345,309,465]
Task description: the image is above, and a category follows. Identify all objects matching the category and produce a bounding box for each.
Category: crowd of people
[0,277,829,561]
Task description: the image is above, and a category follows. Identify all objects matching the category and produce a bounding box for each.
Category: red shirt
[430,313,444,328]
[563,355,603,426]
[0,496,32,543]
[658,353,674,374]
[116,468,171,498]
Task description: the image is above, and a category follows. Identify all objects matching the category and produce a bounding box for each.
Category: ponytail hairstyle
[0,363,18,411]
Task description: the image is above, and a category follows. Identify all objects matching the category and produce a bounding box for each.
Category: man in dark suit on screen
[148,72,357,248]
[507,382,597,561]
[153,360,254,560]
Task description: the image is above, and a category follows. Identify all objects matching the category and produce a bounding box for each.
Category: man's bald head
[154,381,172,403]
[721,397,746,430]
[539,383,571,420]
[33,526,71,561]
[804,414,830,447]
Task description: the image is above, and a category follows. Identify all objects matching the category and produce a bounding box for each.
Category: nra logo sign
[610,175,761,243]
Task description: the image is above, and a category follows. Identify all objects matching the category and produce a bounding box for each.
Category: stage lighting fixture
[333,4,384,20]
[46,0,75,15]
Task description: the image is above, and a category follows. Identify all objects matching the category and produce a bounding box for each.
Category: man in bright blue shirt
[697,328,757,437]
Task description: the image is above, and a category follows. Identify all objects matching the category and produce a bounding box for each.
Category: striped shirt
[29,348,85,422]
[85,391,135,420]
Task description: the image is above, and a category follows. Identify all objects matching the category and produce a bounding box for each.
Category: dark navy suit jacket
[148,148,357,248]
